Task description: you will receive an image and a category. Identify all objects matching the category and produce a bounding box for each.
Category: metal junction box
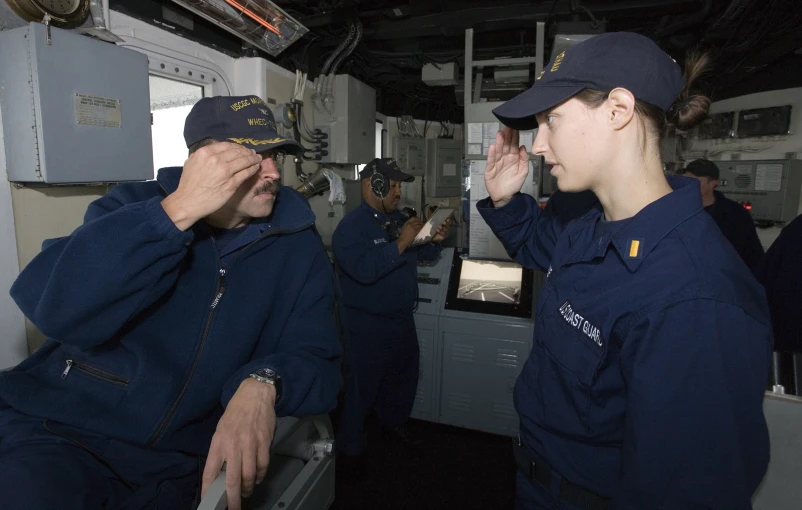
[394,136,426,176]
[714,159,802,223]
[426,138,462,197]
[0,23,152,183]
[314,74,376,165]
[422,62,458,86]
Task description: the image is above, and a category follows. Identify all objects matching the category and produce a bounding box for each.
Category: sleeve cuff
[222,361,282,410]
[476,193,530,229]
[146,196,194,245]
[386,240,403,265]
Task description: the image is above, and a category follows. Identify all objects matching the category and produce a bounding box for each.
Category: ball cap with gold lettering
[183,95,303,155]
[492,32,685,130]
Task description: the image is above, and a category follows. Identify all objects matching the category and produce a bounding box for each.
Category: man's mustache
[254,180,279,196]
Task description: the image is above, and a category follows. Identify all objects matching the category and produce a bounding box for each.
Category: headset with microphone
[369,165,389,198]
[368,163,410,240]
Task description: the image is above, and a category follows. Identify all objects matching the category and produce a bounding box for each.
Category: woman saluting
[477,32,772,510]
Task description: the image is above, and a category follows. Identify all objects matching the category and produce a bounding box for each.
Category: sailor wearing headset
[332,158,451,476]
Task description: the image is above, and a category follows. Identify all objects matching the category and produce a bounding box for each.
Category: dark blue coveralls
[705,190,765,274]
[477,175,772,510]
[0,167,342,509]
[333,202,441,456]
[757,213,802,353]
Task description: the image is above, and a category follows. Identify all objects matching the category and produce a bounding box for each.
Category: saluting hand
[484,127,530,208]
[162,142,264,230]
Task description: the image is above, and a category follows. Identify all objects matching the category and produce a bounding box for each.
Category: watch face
[256,368,276,378]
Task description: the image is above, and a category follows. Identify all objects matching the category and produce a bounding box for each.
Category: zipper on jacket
[210,268,226,309]
[145,223,309,446]
[62,359,129,387]
[147,265,225,445]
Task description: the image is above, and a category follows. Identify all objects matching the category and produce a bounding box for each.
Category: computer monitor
[457,259,523,304]
[444,248,534,318]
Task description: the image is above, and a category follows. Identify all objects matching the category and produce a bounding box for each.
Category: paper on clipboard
[410,207,454,246]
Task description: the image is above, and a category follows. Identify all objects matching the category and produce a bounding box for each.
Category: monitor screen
[456,259,523,304]
[444,249,534,319]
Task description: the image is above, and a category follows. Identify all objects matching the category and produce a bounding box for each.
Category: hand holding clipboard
[410,208,455,247]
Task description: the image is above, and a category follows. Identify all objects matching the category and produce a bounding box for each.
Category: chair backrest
[752,392,802,509]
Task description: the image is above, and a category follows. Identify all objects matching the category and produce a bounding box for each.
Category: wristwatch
[248,368,282,401]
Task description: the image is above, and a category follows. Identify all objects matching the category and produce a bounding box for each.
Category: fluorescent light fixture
[169,0,308,56]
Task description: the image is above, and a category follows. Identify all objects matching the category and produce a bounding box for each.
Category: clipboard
[410,207,455,247]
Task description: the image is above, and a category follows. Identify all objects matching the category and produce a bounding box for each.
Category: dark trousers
[515,470,588,510]
[336,309,419,456]
[0,403,200,509]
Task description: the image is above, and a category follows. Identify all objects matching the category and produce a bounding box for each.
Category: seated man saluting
[0,95,342,510]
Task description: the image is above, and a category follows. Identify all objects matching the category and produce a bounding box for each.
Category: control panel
[714,159,802,223]
[414,254,451,315]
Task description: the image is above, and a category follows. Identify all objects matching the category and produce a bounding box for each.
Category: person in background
[332,157,451,477]
[756,213,802,393]
[683,158,765,273]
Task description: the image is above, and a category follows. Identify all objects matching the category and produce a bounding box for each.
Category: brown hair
[188,137,217,155]
[574,52,711,142]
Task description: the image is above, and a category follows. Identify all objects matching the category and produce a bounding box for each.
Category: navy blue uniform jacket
[757,214,802,352]
[333,202,441,318]
[477,175,771,509]
[706,190,764,273]
[0,167,342,455]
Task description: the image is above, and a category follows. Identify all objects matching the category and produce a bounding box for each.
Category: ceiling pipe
[361,0,699,40]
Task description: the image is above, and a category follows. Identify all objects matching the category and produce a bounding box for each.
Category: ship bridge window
[149,75,204,178]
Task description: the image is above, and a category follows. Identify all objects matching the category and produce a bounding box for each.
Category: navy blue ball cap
[183,95,303,155]
[493,32,686,130]
[684,159,720,180]
[359,157,415,183]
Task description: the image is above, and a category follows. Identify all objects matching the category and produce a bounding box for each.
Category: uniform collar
[360,200,400,221]
[565,175,703,272]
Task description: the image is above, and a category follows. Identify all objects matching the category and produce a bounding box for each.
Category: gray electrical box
[0,23,152,183]
[422,62,458,86]
[394,137,426,176]
[426,138,462,197]
[714,159,802,223]
[314,74,376,164]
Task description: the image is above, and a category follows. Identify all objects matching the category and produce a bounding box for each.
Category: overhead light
[169,0,308,56]
[224,0,280,34]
